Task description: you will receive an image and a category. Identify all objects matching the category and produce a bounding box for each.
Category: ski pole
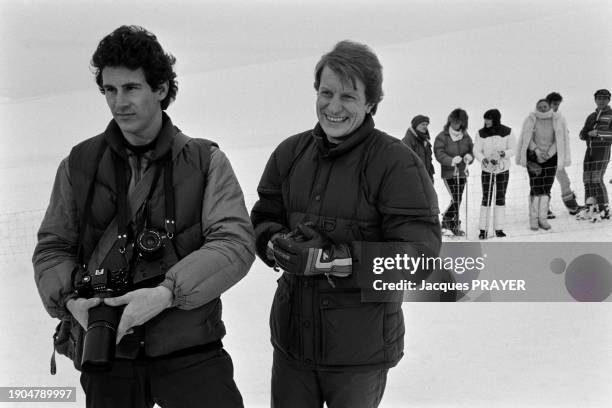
[485,168,493,238]
[454,164,460,234]
[464,165,469,240]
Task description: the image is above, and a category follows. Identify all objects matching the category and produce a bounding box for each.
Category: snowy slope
[1,1,612,407]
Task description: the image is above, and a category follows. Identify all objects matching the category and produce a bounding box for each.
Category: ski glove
[271,223,352,278]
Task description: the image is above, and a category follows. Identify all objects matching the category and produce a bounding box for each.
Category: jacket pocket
[269,275,299,356]
[319,293,386,366]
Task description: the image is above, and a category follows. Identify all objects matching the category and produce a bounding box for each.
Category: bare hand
[66,297,102,329]
[588,129,598,137]
[104,286,173,344]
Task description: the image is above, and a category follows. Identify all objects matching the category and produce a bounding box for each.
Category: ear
[366,103,374,114]
[156,81,169,101]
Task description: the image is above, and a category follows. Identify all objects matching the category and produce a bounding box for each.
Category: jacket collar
[312,114,375,158]
[479,124,511,138]
[104,112,178,161]
[597,105,611,114]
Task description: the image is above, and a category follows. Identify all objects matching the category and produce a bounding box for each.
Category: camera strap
[75,138,109,270]
[85,134,189,274]
[163,157,176,237]
[133,155,166,241]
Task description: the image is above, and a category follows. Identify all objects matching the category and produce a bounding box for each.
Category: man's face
[550,100,561,112]
[416,122,429,133]
[101,66,167,145]
[316,65,372,140]
[595,95,610,110]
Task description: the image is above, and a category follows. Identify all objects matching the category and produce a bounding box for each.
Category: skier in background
[434,108,474,236]
[516,98,570,231]
[402,114,435,183]
[473,109,515,239]
[577,88,612,221]
[546,92,581,217]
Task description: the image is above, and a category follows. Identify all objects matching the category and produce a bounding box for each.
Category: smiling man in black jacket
[251,40,441,408]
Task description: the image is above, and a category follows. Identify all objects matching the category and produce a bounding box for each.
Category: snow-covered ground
[1,1,611,407]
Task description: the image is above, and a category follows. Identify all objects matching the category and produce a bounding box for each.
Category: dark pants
[442,176,466,226]
[583,143,611,204]
[80,349,243,408]
[527,152,557,196]
[481,170,509,206]
[271,351,388,408]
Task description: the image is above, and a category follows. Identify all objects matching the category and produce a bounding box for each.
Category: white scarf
[534,110,554,120]
[448,127,464,141]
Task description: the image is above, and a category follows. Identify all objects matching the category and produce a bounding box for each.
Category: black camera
[136,228,164,260]
[75,267,129,372]
[74,227,176,372]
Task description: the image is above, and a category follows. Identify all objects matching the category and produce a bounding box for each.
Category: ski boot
[563,193,581,215]
[576,197,597,221]
[591,204,610,223]
[452,221,465,236]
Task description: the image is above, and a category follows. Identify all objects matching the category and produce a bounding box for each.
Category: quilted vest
[68,115,226,358]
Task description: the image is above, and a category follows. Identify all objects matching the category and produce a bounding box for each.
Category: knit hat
[483,109,501,126]
[594,89,611,98]
[411,115,429,129]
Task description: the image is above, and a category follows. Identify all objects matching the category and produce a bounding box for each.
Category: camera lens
[137,229,163,253]
[81,303,121,372]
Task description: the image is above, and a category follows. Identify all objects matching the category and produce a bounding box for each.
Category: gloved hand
[451,156,463,165]
[271,223,352,278]
[463,154,473,164]
[266,230,290,263]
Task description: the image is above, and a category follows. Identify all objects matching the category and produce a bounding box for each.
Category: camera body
[74,226,177,372]
[74,267,129,372]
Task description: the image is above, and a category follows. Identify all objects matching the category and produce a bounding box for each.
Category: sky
[1,0,612,407]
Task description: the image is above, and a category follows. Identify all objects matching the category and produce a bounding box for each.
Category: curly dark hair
[314,40,384,115]
[91,25,178,110]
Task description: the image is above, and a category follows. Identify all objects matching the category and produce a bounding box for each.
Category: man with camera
[33,26,255,407]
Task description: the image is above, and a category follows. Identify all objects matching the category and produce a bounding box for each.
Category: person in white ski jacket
[473,109,516,239]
